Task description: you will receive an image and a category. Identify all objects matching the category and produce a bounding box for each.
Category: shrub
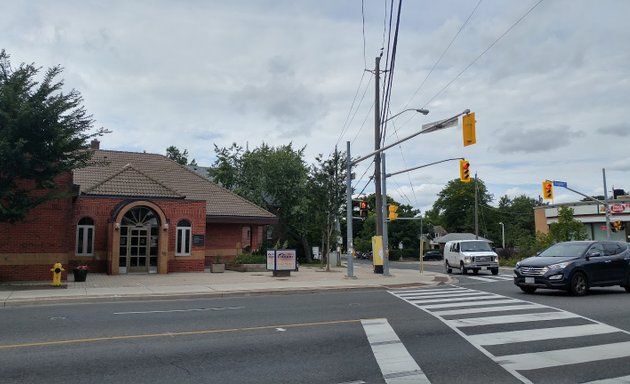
[234,254,266,264]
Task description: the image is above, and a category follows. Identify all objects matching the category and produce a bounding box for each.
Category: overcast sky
[3,0,629,214]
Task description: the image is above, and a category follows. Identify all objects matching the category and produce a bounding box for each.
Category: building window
[76,217,95,256]
[176,220,192,256]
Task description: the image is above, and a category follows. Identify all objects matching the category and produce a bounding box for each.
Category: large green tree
[431,178,493,233]
[209,142,311,253]
[0,50,105,222]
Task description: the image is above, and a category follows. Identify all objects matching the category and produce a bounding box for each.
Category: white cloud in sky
[2,0,629,214]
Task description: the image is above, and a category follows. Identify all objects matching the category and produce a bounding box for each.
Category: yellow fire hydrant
[51,262,65,287]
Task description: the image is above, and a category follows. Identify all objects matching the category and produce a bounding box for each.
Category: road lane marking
[446,311,577,327]
[467,323,623,346]
[0,318,367,350]
[361,318,430,384]
[431,303,545,316]
[404,291,494,300]
[497,341,630,371]
[113,306,245,315]
[465,275,513,282]
[408,293,503,304]
[389,286,630,383]
[582,375,630,384]
[421,298,520,310]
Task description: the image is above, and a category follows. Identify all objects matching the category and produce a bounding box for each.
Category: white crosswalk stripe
[464,274,513,283]
[389,286,630,384]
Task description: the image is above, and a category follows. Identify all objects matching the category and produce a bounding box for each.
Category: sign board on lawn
[266,249,297,271]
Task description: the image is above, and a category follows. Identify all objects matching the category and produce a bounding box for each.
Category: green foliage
[234,253,266,264]
[0,50,106,222]
[165,146,189,165]
[548,206,588,242]
[210,142,341,262]
[433,179,493,233]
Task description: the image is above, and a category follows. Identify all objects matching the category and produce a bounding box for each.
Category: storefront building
[534,197,630,242]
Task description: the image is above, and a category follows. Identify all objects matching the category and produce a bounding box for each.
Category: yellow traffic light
[388,204,398,221]
[459,159,471,183]
[542,180,554,200]
[462,112,476,147]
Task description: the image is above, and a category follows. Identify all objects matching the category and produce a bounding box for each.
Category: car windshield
[538,242,591,257]
[460,241,492,252]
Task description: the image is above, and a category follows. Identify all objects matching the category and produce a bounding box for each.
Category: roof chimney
[90,139,100,150]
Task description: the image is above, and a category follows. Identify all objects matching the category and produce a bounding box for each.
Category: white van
[444,240,499,275]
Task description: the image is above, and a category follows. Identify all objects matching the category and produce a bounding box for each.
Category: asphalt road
[2,261,629,384]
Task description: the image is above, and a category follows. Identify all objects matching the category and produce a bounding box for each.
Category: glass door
[128,227,149,273]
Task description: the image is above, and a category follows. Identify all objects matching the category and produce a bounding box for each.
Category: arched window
[76,217,95,256]
[176,220,192,256]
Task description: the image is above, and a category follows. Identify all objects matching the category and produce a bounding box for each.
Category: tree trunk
[300,236,312,263]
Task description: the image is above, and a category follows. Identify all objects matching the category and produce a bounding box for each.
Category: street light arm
[383,108,429,124]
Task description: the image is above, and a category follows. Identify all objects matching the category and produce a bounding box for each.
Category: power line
[361,0,367,69]
[336,72,370,146]
[401,0,482,111]
[351,99,374,146]
[380,0,402,144]
[421,0,545,109]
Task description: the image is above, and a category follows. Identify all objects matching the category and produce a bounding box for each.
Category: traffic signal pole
[374,55,383,238]
[345,141,355,278]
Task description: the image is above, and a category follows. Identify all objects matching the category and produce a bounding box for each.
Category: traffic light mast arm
[385,157,464,178]
[351,109,470,166]
[560,185,606,206]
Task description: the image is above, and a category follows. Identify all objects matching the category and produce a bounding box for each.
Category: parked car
[513,240,630,296]
[444,240,499,275]
[423,250,442,260]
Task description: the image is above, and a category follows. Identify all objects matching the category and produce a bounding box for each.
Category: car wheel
[445,261,452,274]
[520,286,537,294]
[570,272,589,296]
[491,268,499,275]
[460,262,467,275]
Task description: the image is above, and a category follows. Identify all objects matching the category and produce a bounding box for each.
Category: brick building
[0,141,277,281]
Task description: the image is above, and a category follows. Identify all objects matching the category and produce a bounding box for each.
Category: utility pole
[374,55,383,237]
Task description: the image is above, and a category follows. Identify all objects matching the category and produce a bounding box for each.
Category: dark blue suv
[513,241,630,296]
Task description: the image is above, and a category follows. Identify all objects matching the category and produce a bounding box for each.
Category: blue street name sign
[553,180,567,188]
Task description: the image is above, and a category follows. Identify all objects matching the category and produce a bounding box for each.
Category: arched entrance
[119,206,160,273]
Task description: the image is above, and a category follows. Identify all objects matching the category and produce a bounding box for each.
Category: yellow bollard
[50,262,65,287]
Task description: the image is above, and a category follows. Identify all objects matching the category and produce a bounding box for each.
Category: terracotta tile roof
[74,149,277,222]
[83,164,185,198]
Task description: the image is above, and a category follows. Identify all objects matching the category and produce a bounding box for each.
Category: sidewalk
[0,262,452,307]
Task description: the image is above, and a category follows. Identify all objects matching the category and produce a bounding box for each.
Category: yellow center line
[0,318,370,350]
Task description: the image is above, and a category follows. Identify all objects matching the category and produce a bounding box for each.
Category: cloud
[597,124,630,137]
[231,56,329,136]
[493,124,585,154]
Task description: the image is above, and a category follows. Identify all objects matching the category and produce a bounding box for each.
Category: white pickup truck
[444,239,499,275]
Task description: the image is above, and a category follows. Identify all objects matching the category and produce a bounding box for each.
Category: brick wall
[0,264,68,282]
[168,258,204,272]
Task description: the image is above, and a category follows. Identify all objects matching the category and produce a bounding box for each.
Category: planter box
[73,269,88,282]
[210,263,225,273]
